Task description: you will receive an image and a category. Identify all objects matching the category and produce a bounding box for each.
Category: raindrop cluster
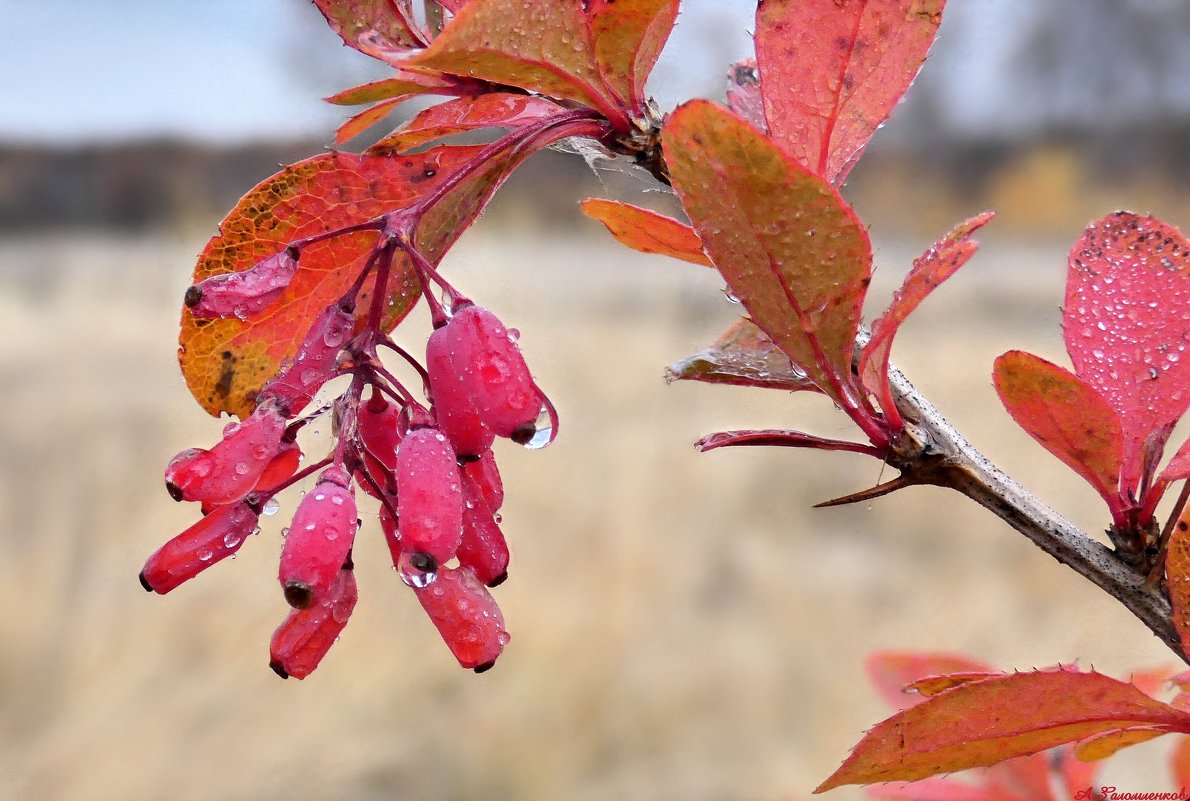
[142,230,555,678]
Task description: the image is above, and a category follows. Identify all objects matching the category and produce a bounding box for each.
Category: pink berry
[278,467,357,609]
[355,392,402,497]
[458,470,509,587]
[185,248,298,320]
[269,564,358,679]
[444,305,545,440]
[426,324,495,456]
[200,438,302,515]
[396,428,464,566]
[140,502,260,594]
[463,449,504,512]
[259,300,356,415]
[165,398,287,505]
[415,566,509,672]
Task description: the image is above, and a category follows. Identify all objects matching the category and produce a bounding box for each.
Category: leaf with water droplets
[1166,506,1190,662]
[666,318,819,391]
[409,0,628,127]
[180,145,541,418]
[756,0,945,184]
[585,0,679,111]
[816,667,1190,791]
[313,0,428,64]
[725,59,765,131]
[993,350,1124,514]
[368,93,564,155]
[860,212,993,424]
[663,100,873,406]
[1065,212,1190,493]
[579,198,711,266]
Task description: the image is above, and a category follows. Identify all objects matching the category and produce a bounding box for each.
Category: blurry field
[0,225,1181,800]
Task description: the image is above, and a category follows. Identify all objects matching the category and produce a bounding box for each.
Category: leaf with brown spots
[313,0,428,64]
[409,0,629,128]
[585,0,679,111]
[992,350,1124,513]
[816,667,1190,792]
[579,199,710,266]
[367,93,564,155]
[179,144,545,418]
[1166,506,1190,662]
[663,100,873,410]
[756,0,945,184]
[1064,212,1190,494]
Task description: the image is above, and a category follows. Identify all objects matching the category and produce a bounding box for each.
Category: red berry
[426,325,495,456]
[165,398,287,505]
[355,391,402,498]
[278,467,357,609]
[200,439,302,515]
[415,566,509,671]
[444,305,544,440]
[269,564,358,679]
[396,428,464,566]
[458,471,509,587]
[140,502,259,594]
[463,449,504,512]
[185,248,298,320]
[259,300,355,415]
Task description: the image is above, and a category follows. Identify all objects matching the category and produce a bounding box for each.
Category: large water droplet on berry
[262,498,281,516]
[517,402,555,450]
[397,552,437,588]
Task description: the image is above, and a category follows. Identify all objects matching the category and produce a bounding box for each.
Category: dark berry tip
[509,424,537,446]
[283,581,314,610]
[410,552,437,573]
[183,285,203,307]
[138,571,155,593]
[269,660,290,680]
[165,481,184,502]
[473,661,496,674]
[456,453,482,465]
[486,571,509,588]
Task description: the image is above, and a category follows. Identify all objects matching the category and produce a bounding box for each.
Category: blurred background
[2,1,1189,799]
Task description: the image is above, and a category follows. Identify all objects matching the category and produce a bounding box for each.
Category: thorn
[814,475,916,508]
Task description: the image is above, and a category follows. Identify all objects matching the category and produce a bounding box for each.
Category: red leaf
[993,350,1124,517]
[586,0,679,111]
[663,100,879,440]
[866,651,995,711]
[756,0,944,184]
[313,0,428,64]
[665,318,820,392]
[860,212,994,428]
[579,199,711,266]
[1172,736,1190,789]
[325,71,471,106]
[1165,506,1190,661]
[368,93,564,155]
[867,778,1014,801]
[180,144,543,418]
[1064,212,1190,493]
[334,97,402,144]
[726,59,765,131]
[815,667,1190,791]
[1160,437,1190,484]
[409,0,629,129]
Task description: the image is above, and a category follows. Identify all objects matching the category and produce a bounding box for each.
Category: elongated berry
[201,439,302,515]
[270,564,358,679]
[463,449,503,512]
[140,502,259,594]
[259,300,355,415]
[445,305,544,440]
[165,398,286,505]
[426,325,495,456]
[355,391,402,498]
[278,466,357,609]
[396,427,464,566]
[415,566,509,671]
[185,248,298,320]
[459,471,509,587]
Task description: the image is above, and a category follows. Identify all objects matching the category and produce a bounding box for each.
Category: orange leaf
[665,319,820,392]
[368,93,564,155]
[409,0,628,128]
[586,0,679,110]
[663,100,873,411]
[334,97,402,144]
[313,0,428,64]
[325,71,465,106]
[180,145,535,418]
[579,199,710,266]
[993,350,1124,513]
[1172,736,1190,789]
[1166,506,1190,659]
[815,668,1190,792]
[756,0,944,184]
[866,651,995,711]
[1073,726,1169,761]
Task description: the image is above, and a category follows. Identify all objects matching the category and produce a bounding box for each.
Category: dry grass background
[0,222,1182,800]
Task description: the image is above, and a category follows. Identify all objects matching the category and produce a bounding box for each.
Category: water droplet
[314,492,326,501]
[280,526,290,539]
[517,402,555,450]
[223,532,242,549]
[397,552,437,588]
[262,498,280,516]
[198,549,214,562]
[722,287,741,304]
[507,328,520,343]
[331,495,344,506]
[235,462,249,476]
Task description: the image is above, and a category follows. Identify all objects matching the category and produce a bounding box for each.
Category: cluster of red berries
[143,236,555,678]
